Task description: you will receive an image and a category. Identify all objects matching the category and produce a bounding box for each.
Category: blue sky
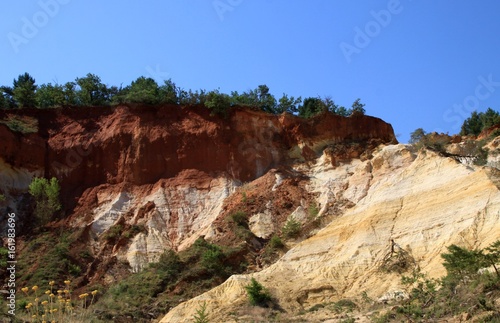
[1,1,500,142]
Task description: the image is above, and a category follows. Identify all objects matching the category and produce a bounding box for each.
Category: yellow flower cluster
[19,280,99,322]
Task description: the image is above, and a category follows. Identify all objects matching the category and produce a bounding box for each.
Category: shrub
[28,177,61,225]
[269,235,284,249]
[244,278,271,307]
[204,90,231,117]
[282,218,301,239]
[308,202,319,219]
[0,115,38,133]
[104,224,123,241]
[192,302,210,323]
[231,211,248,228]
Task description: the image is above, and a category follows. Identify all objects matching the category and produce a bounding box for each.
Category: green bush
[244,278,271,307]
[231,211,248,228]
[192,302,210,323]
[282,218,301,239]
[104,224,123,241]
[28,177,61,225]
[0,115,38,133]
[269,235,284,249]
[204,90,231,117]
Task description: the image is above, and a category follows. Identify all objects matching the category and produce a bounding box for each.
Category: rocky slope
[0,105,395,275]
[160,144,500,322]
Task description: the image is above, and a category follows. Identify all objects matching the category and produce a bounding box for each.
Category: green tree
[460,111,483,136]
[255,84,277,113]
[244,278,271,307]
[205,90,232,117]
[298,97,327,118]
[441,244,485,284]
[75,73,109,106]
[484,240,500,278]
[460,108,500,136]
[62,82,78,105]
[192,302,209,323]
[350,98,366,115]
[409,128,427,145]
[276,93,302,114]
[125,76,160,104]
[159,79,179,104]
[282,218,301,239]
[13,72,37,108]
[28,177,62,225]
[36,83,65,108]
[480,107,500,130]
[230,85,277,113]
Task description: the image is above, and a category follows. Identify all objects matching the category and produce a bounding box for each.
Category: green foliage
[63,81,78,105]
[230,84,277,113]
[124,76,161,105]
[298,97,363,118]
[350,98,366,115]
[441,244,485,284]
[75,73,110,106]
[410,129,427,147]
[408,128,451,152]
[149,249,182,285]
[282,218,301,239]
[104,224,123,241]
[13,72,37,108]
[19,233,80,285]
[194,238,228,277]
[379,240,500,321]
[298,97,328,118]
[205,90,232,116]
[244,278,271,307]
[461,108,500,136]
[35,83,66,108]
[231,211,248,228]
[269,235,284,249]
[28,177,61,225]
[0,115,38,133]
[276,93,302,114]
[159,79,180,104]
[192,302,210,323]
[308,202,319,219]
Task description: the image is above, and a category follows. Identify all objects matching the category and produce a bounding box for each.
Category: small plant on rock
[192,301,210,323]
[282,218,301,239]
[244,278,271,307]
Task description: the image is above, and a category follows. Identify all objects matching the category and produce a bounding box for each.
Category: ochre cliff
[160,145,500,322]
[0,105,396,273]
[0,105,395,209]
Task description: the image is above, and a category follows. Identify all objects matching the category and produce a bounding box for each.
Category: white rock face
[160,145,500,322]
[84,174,238,272]
[249,212,274,239]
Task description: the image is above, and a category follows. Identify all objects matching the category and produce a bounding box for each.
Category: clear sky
[1,1,500,142]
